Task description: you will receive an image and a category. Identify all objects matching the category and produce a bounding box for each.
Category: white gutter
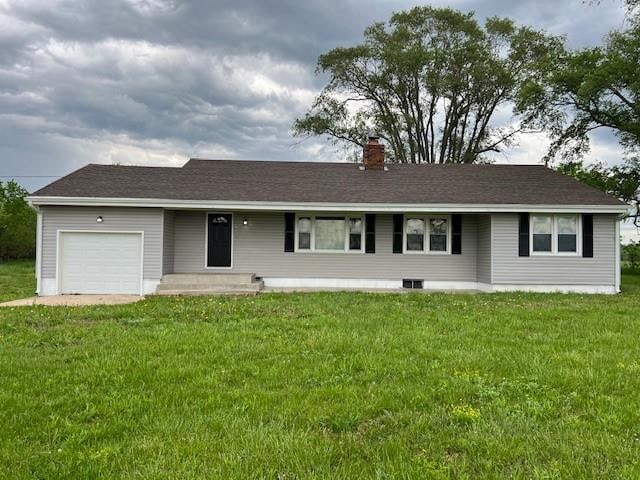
[26,196,630,215]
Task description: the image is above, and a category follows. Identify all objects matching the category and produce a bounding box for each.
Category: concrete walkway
[0,295,144,307]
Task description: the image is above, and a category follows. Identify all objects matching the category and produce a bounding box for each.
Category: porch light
[96,216,104,223]
[243,218,248,225]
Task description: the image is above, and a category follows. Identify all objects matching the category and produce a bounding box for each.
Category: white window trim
[294,214,365,253]
[403,214,452,255]
[530,214,582,256]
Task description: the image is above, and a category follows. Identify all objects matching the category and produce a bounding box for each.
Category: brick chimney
[363,135,385,170]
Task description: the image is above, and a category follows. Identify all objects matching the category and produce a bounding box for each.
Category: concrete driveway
[0,295,144,307]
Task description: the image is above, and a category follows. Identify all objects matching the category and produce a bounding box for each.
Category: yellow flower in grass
[451,404,481,423]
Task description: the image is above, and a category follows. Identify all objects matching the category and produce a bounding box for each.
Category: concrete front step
[156,273,263,296]
[160,273,256,285]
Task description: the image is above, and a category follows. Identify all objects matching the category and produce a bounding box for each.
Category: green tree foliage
[622,242,640,271]
[517,8,640,161]
[623,241,640,269]
[0,181,36,260]
[294,6,562,164]
[525,1,640,225]
[556,160,639,224]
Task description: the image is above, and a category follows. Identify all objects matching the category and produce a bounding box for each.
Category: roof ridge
[185,158,549,167]
[80,159,552,169]
[185,158,360,166]
[86,163,184,170]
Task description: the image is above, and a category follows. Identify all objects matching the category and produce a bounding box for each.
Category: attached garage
[58,231,143,295]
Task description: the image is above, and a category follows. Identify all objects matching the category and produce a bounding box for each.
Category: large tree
[517,9,640,161]
[516,1,640,223]
[294,6,562,164]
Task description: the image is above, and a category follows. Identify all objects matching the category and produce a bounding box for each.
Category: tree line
[0,181,36,260]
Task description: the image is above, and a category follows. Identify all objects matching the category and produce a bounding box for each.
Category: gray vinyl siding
[172,211,478,281]
[39,207,619,287]
[491,213,616,286]
[40,206,163,280]
[173,211,208,272]
[476,215,492,284]
[162,210,175,275]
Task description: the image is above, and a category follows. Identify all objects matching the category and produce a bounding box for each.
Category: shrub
[622,241,640,271]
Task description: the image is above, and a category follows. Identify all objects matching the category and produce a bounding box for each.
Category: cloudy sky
[0,0,632,196]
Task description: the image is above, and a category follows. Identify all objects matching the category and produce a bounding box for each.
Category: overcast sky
[0,0,632,196]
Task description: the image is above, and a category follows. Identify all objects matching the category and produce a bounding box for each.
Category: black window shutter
[365,214,376,253]
[519,213,530,257]
[284,212,295,252]
[583,214,593,258]
[392,214,403,253]
[452,214,462,254]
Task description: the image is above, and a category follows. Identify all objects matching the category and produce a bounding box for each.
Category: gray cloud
[0,0,629,193]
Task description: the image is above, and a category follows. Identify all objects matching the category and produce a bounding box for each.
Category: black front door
[207,213,232,267]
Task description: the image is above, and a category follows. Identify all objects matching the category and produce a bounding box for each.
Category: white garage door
[59,232,143,294]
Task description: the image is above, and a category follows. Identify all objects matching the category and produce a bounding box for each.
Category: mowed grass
[0,263,639,478]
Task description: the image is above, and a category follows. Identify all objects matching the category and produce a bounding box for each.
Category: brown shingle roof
[31,159,625,206]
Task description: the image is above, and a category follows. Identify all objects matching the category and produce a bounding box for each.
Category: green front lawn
[0,262,639,478]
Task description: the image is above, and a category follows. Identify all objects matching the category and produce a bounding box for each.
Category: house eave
[26,195,630,214]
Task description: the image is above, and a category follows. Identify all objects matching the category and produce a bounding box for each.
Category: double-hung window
[530,214,580,255]
[297,217,312,250]
[557,215,578,253]
[295,215,364,252]
[406,218,425,251]
[429,218,448,252]
[348,218,363,250]
[532,215,553,253]
[404,215,451,254]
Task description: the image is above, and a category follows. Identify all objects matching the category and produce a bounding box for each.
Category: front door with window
[207,213,232,267]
